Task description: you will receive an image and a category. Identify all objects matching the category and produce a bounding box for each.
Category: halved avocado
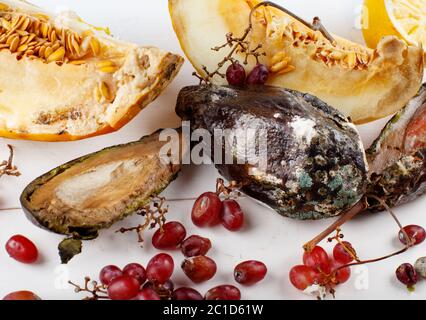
[20,129,187,239]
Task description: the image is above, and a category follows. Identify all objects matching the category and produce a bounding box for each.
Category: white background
[0,0,425,300]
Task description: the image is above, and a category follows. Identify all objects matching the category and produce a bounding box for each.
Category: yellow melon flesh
[170,0,424,124]
[0,0,183,141]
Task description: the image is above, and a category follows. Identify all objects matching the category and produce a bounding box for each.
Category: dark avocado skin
[176,85,368,220]
[20,129,181,239]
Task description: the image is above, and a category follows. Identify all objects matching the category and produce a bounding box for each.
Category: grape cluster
[290,224,426,297]
[289,244,353,296]
[74,255,249,300]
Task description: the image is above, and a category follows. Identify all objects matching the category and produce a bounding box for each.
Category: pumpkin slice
[169,0,424,124]
[0,0,183,141]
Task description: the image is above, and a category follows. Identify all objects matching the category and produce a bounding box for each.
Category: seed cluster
[0,4,120,105]
[266,18,371,71]
[269,52,295,75]
[313,45,371,70]
[0,5,118,73]
[290,23,371,70]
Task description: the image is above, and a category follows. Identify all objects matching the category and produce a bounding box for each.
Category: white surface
[0,0,425,300]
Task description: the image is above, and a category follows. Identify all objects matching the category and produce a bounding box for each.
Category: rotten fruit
[181,235,212,257]
[169,0,423,124]
[20,130,188,250]
[181,256,217,283]
[0,0,183,141]
[176,85,367,220]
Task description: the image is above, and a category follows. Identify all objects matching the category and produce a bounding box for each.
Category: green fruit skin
[20,130,182,238]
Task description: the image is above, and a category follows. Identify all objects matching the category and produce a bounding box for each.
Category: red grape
[143,280,174,300]
[399,225,426,246]
[221,200,244,231]
[226,62,246,87]
[3,291,41,300]
[303,246,330,273]
[182,256,217,283]
[181,235,212,257]
[152,222,187,250]
[246,64,269,85]
[123,263,147,285]
[192,192,222,227]
[147,253,174,284]
[234,260,267,285]
[107,276,140,300]
[205,285,241,300]
[132,288,161,301]
[396,263,418,288]
[5,235,38,264]
[99,265,123,286]
[289,265,318,291]
[333,241,356,264]
[172,287,203,301]
[330,260,351,285]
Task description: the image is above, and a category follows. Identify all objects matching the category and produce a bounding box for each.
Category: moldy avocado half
[20,130,188,240]
[176,85,368,220]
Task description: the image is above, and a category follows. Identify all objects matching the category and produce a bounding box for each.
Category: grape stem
[69,277,109,301]
[253,1,336,45]
[116,197,168,246]
[329,228,361,262]
[303,199,368,252]
[0,145,21,178]
[368,195,413,246]
[304,195,414,253]
[333,196,414,274]
[195,0,336,83]
[305,194,416,282]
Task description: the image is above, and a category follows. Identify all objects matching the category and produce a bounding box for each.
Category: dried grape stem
[306,194,414,281]
[0,145,21,178]
[329,228,361,262]
[337,247,409,272]
[303,199,368,252]
[253,2,336,44]
[304,193,415,253]
[368,195,413,246]
[196,1,335,83]
[200,26,256,83]
[116,197,168,245]
[69,277,109,301]
[333,197,414,273]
